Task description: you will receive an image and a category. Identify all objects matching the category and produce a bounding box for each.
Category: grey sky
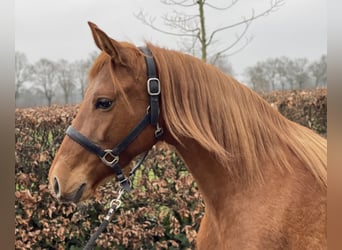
[15,0,326,81]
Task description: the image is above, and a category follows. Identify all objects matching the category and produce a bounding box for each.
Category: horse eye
[95,98,114,110]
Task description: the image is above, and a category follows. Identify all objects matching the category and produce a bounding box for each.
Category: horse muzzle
[52,177,87,203]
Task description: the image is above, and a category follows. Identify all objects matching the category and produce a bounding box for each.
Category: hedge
[15,89,326,249]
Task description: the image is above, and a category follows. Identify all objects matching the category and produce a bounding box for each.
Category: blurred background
[15,0,326,107]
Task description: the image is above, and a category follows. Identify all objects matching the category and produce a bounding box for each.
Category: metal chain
[82,151,149,250]
[82,188,125,250]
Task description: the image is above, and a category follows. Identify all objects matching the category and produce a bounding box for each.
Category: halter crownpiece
[65,46,163,192]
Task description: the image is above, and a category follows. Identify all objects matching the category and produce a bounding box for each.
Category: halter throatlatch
[65,46,163,192]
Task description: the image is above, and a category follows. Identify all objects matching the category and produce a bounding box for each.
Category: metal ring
[110,199,122,209]
[101,149,119,167]
[147,78,161,96]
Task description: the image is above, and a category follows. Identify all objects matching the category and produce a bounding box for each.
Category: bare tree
[15,51,32,99]
[308,55,327,87]
[15,85,44,107]
[56,59,75,104]
[274,57,291,90]
[292,58,310,89]
[135,0,284,65]
[71,60,88,99]
[72,51,98,98]
[245,56,317,92]
[263,59,280,91]
[282,58,297,90]
[277,58,311,90]
[31,59,57,106]
[245,63,269,93]
[214,54,234,75]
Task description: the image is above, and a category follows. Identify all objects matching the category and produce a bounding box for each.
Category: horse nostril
[53,177,60,196]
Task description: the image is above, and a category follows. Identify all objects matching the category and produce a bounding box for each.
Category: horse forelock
[147,43,327,188]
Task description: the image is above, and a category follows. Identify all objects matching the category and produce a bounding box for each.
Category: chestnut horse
[49,22,327,249]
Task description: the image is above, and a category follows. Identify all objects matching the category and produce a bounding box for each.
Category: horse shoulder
[196,161,326,249]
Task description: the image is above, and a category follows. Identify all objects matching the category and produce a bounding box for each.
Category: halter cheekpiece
[65,46,163,192]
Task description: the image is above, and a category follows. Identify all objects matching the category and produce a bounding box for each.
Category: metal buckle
[109,189,124,209]
[147,78,161,96]
[101,149,119,167]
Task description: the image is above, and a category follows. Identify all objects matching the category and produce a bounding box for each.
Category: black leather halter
[65,47,163,192]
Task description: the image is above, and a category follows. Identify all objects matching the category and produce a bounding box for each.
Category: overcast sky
[15,0,326,81]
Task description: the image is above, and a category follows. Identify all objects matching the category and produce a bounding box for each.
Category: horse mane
[87,42,326,188]
[147,43,327,188]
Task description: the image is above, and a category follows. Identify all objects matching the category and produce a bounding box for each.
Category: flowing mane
[147,44,326,188]
[86,43,326,188]
[49,23,327,248]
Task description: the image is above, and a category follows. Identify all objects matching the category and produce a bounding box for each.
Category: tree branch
[178,35,200,56]
[161,0,197,7]
[134,10,198,37]
[205,0,239,11]
[162,11,200,33]
[211,17,252,56]
[206,0,284,46]
[225,36,253,57]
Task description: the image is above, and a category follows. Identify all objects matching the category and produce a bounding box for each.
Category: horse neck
[174,140,227,203]
[168,137,263,212]
[170,137,317,220]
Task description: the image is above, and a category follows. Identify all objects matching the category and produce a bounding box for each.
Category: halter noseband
[65,47,163,192]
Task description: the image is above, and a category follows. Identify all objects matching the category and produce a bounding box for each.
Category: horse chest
[196,209,288,250]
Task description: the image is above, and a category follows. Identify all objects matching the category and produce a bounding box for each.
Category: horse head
[48,22,162,203]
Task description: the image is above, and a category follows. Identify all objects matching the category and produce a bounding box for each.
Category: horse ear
[87,21,124,65]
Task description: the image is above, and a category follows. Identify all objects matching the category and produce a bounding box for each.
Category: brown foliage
[15,89,326,249]
[261,88,327,137]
